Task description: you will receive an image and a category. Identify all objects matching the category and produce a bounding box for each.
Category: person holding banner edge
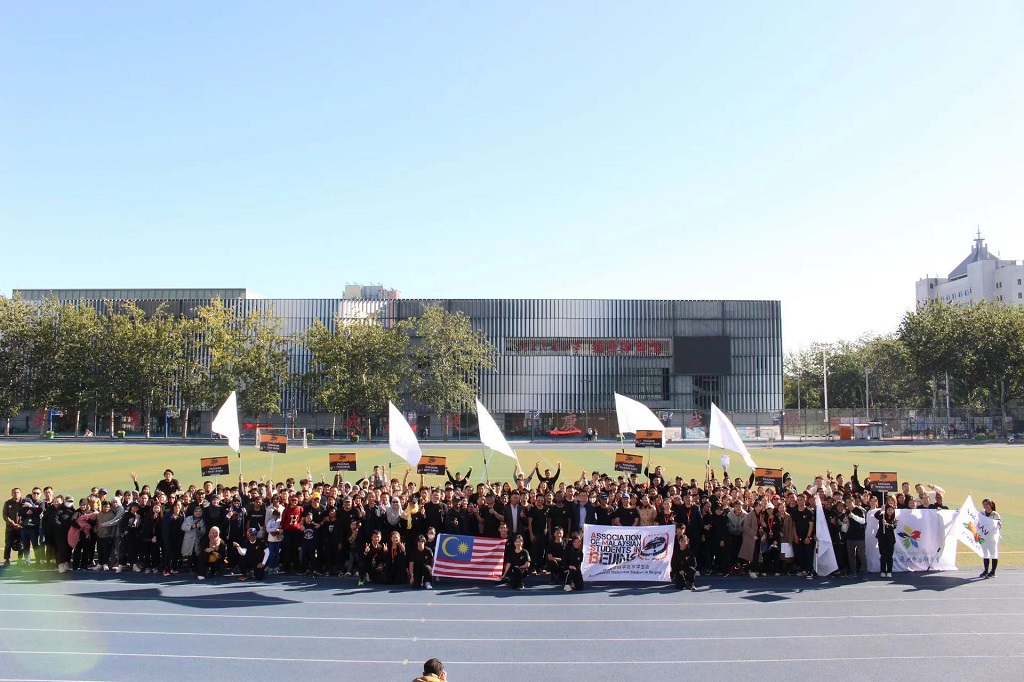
[980,498,1001,578]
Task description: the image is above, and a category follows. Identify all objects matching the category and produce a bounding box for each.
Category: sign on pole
[634,429,664,448]
[614,452,643,474]
[869,471,899,493]
[201,456,230,477]
[329,452,357,472]
[417,455,447,475]
[754,467,784,488]
[259,433,288,454]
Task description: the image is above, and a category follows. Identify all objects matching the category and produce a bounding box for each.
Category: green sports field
[1,440,1020,565]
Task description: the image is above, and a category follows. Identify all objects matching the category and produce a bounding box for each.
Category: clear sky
[2,2,1022,350]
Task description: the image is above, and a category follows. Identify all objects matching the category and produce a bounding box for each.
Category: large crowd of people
[2,460,1000,589]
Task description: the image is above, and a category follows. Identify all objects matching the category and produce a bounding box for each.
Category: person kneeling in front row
[563,531,584,592]
[409,534,434,590]
[672,534,697,591]
[501,535,530,590]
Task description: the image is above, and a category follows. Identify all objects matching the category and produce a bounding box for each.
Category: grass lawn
[1,439,1020,565]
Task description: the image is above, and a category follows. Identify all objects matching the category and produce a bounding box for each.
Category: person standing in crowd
[790,494,815,578]
[875,505,897,578]
[95,499,115,571]
[501,534,531,590]
[280,494,304,573]
[980,498,1001,578]
[845,497,867,579]
[413,658,447,682]
[181,506,206,574]
[162,500,185,576]
[68,498,97,571]
[3,488,22,567]
[19,488,42,565]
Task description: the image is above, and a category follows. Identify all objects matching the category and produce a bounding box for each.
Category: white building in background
[915,232,1024,307]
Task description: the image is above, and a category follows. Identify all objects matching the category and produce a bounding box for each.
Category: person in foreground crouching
[408,534,434,589]
[563,531,584,592]
[672,533,697,591]
[501,534,530,590]
[233,526,267,581]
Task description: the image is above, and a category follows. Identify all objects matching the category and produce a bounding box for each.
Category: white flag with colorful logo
[954,494,1001,559]
[581,524,674,582]
[865,509,957,572]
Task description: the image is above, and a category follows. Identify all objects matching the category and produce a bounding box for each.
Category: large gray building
[14,288,782,436]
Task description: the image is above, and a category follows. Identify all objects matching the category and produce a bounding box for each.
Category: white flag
[814,499,839,576]
[954,494,1001,559]
[614,393,665,435]
[475,399,518,463]
[211,391,240,454]
[709,403,757,469]
[388,401,422,468]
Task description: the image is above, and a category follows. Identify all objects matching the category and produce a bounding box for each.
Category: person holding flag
[979,498,1002,578]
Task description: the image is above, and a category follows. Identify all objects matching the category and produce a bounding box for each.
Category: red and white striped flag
[432,534,505,581]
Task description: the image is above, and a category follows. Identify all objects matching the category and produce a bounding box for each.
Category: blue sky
[2,2,1022,350]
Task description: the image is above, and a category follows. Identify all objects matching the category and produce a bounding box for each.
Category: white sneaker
[564,584,573,592]
[57,563,68,574]
[425,582,433,590]
[749,571,758,579]
[197,575,206,580]
[132,564,142,573]
[115,565,123,573]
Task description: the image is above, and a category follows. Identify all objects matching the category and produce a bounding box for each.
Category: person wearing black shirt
[156,470,182,500]
[445,467,473,490]
[613,494,640,527]
[233,527,267,581]
[790,495,815,577]
[545,526,567,583]
[3,488,21,566]
[500,535,530,590]
[533,462,561,490]
[527,496,549,574]
[408,534,434,589]
[422,491,446,534]
[845,502,867,578]
[547,493,570,543]
[710,504,731,575]
[672,534,697,591]
[563,532,584,592]
[477,494,501,538]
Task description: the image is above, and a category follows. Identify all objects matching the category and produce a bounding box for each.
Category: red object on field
[243,423,275,430]
[548,429,583,436]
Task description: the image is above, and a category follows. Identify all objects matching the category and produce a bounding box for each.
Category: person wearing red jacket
[280,495,304,573]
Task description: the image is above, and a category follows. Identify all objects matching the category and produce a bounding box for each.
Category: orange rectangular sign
[329,452,357,472]
[614,452,644,473]
[259,433,288,454]
[634,429,663,448]
[201,456,230,477]
[869,471,898,493]
[417,456,447,475]
[754,467,784,487]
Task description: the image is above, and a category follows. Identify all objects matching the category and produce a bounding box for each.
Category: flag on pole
[475,399,518,464]
[432,534,506,580]
[814,498,839,576]
[954,494,1001,558]
[211,391,240,454]
[388,401,423,468]
[613,393,665,435]
[709,403,757,469]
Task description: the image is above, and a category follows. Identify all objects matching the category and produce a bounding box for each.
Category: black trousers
[564,566,584,591]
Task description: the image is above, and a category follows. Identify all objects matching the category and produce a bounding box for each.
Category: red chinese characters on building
[506,338,670,356]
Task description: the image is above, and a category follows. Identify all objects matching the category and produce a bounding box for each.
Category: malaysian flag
[432,534,505,580]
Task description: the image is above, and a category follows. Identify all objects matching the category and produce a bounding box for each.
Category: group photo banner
[581,524,674,582]
[865,509,959,573]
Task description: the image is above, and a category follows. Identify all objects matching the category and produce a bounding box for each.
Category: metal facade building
[13,290,782,419]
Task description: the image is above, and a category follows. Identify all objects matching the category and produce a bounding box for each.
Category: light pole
[864,368,872,421]
[822,350,830,437]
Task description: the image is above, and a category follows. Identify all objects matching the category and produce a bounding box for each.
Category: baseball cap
[99,488,108,494]
[247,527,259,534]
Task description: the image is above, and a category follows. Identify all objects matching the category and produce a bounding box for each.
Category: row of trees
[785,301,1024,415]
[0,296,494,438]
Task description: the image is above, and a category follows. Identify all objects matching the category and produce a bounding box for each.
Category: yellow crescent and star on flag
[440,535,472,559]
